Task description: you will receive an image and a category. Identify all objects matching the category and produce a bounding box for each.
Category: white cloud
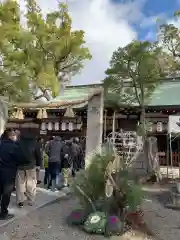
[20,0,145,85]
[168,18,180,28]
[140,14,166,28]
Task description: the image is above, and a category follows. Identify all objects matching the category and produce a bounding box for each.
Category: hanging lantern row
[41,121,82,131]
[147,121,167,132]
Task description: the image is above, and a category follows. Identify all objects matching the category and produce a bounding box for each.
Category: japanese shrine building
[7,78,180,166]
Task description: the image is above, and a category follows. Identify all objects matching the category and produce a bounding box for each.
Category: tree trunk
[140,106,149,173]
[147,136,162,182]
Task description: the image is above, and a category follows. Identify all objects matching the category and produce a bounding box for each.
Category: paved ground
[0,196,153,240]
[1,171,177,240]
[142,184,180,240]
[0,187,69,228]
[0,170,68,228]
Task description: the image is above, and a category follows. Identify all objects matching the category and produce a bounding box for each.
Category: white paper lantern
[47,122,53,131]
[61,122,66,131]
[54,122,59,131]
[68,122,74,131]
[77,122,82,130]
[148,122,153,132]
[41,122,46,131]
[157,122,163,132]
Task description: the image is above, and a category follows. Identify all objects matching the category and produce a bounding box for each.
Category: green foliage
[104,40,164,106]
[158,13,180,76]
[125,183,143,211]
[71,146,143,215]
[71,146,114,210]
[104,40,165,140]
[115,169,143,210]
[0,0,91,101]
[110,169,143,212]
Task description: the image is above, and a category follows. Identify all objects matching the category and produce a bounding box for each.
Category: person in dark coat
[16,132,42,208]
[45,136,64,191]
[0,129,20,220]
[72,138,84,177]
[61,140,73,187]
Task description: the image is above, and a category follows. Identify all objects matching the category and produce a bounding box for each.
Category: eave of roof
[12,87,103,109]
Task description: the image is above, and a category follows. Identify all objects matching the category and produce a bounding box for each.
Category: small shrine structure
[7,84,104,159]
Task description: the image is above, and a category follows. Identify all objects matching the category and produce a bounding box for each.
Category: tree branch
[127,59,141,105]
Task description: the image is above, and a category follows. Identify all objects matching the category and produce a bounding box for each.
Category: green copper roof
[53,84,101,102]
[51,81,180,108]
[49,84,102,108]
[13,80,180,109]
[148,80,180,106]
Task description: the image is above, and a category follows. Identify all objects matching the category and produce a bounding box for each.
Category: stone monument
[85,90,104,167]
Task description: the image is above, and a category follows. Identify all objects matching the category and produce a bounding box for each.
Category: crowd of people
[0,128,84,221]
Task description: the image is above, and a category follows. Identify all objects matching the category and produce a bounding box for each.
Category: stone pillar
[85,90,104,166]
[0,96,8,136]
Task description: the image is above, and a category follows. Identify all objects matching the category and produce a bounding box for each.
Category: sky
[22,0,180,85]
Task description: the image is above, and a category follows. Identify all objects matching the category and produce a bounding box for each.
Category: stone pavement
[0,170,69,228]
[0,197,154,240]
[142,184,180,240]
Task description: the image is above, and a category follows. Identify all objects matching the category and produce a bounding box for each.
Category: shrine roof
[105,78,180,108]
[45,84,103,108]
[147,79,180,106]
[12,79,180,110]
[14,84,103,109]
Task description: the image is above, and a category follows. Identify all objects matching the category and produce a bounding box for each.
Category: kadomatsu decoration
[70,145,143,237]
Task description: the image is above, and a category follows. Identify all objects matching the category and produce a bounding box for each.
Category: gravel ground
[0,195,154,240]
[142,188,180,240]
[140,182,180,240]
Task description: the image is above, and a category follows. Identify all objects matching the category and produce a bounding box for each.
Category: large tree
[104,40,164,174]
[0,0,91,102]
[158,11,180,76]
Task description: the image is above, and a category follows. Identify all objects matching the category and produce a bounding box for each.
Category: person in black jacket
[15,132,41,208]
[61,140,73,187]
[71,138,84,177]
[0,128,20,220]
